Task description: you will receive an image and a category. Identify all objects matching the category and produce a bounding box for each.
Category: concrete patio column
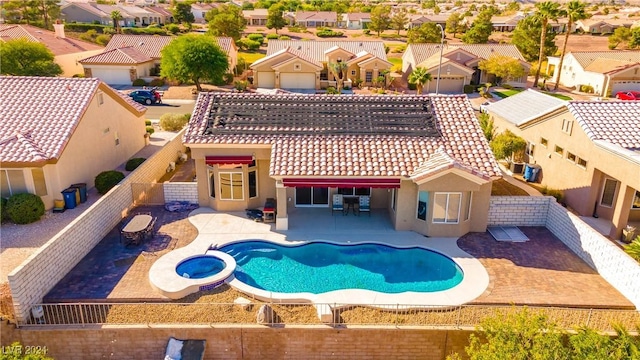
[275,183,288,230]
[609,183,634,240]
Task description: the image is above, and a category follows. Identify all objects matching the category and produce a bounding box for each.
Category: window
[417,191,428,221]
[562,119,573,135]
[554,145,564,156]
[464,192,472,221]
[633,191,640,209]
[294,63,301,71]
[320,71,328,81]
[391,188,397,212]
[433,192,461,224]
[365,71,373,83]
[337,187,371,196]
[351,70,356,76]
[577,158,587,168]
[540,137,548,147]
[566,152,576,163]
[600,178,618,207]
[219,172,244,200]
[208,168,215,198]
[0,169,27,198]
[31,168,47,196]
[526,142,535,158]
[248,170,257,198]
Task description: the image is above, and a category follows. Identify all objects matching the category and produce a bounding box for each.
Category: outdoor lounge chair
[332,194,344,215]
[359,195,371,216]
[165,337,206,360]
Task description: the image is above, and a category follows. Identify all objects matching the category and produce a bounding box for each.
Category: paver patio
[45,206,635,310]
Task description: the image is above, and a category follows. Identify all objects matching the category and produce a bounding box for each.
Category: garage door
[280,73,316,89]
[611,80,640,94]
[434,76,465,94]
[91,68,132,85]
[257,72,275,88]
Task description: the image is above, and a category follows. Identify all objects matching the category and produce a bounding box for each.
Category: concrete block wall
[545,202,640,309]
[487,196,551,226]
[8,131,186,323]
[164,182,198,203]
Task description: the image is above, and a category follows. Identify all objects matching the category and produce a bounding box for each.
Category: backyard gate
[131,183,165,206]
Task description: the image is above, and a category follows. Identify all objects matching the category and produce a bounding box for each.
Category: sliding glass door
[295,187,329,207]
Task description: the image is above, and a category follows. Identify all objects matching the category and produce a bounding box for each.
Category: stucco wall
[0,322,472,360]
[56,50,103,77]
[8,131,186,323]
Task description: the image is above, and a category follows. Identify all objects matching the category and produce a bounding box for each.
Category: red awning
[205,156,253,165]
[282,178,401,188]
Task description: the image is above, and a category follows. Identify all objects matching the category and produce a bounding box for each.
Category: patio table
[121,214,153,246]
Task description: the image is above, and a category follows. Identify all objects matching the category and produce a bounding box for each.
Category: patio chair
[359,195,371,216]
[332,194,344,215]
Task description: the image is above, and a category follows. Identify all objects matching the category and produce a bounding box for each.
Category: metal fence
[19,302,640,332]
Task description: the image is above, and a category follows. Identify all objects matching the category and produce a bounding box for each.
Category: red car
[615,91,640,100]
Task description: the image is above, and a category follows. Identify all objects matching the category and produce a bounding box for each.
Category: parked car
[615,91,640,100]
[129,90,160,105]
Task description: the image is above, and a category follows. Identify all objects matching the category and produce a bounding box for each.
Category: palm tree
[328,61,349,94]
[553,1,588,91]
[408,67,432,94]
[532,1,564,88]
[111,10,123,34]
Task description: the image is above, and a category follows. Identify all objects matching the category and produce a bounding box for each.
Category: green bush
[95,170,125,195]
[0,197,7,222]
[234,80,248,91]
[159,113,190,131]
[363,29,371,35]
[287,25,306,33]
[65,23,107,33]
[145,119,152,126]
[326,86,339,94]
[317,29,343,37]
[266,33,279,39]
[125,157,146,171]
[132,78,148,86]
[247,33,264,44]
[238,38,261,51]
[625,236,640,261]
[580,84,594,93]
[223,73,234,84]
[502,84,514,89]
[146,126,155,134]
[6,193,45,224]
[278,35,290,40]
[166,23,180,34]
[391,44,407,53]
[122,27,167,35]
[95,34,111,45]
[463,85,475,94]
[72,73,85,78]
[149,78,165,87]
[408,82,417,90]
[79,29,98,42]
[380,33,401,39]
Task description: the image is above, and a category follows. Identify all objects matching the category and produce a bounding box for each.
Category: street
[142,100,195,120]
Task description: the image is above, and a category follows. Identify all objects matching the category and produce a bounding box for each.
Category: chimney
[53,20,65,39]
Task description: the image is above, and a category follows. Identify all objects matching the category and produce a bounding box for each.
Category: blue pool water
[219,241,463,294]
[176,256,226,279]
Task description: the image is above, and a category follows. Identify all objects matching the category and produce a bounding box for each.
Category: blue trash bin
[61,188,77,209]
[71,183,87,203]
[523,164,534,181]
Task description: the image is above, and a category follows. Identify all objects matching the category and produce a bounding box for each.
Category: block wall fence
[164,182,198,203]
[489,196,640,309]
[7,131,186,323]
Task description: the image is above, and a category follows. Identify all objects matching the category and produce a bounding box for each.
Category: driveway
[143,99,195,120]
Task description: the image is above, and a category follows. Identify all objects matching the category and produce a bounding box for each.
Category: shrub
[391,44,407,53]
[95,170,125,195]
[326,86,339,94]
[363,29,371,35]
[317,29,343,37]
[145,119,152,126]
[380,33,401,39]
[166,23,180,34]
[502,84,514,89]
[238,38,261,51]
[408,82,417,90]
[65,23,106,33]
[625,236,640,261]
[95,34,111,45]
[79,29,98,42]
[149,78,165,87]
[0,197,7,222]
[223,73,234,85]
[579,84,594,93]
[463,85,475,94]
[125,157,146,171]
[247,33,264,44]
[6,193,45,224]
[278,35,290,40]
[146,126,155,134]
[490,130,526,162]
[160,113,190,131]
[132,78,148,86]
[287,25,305,33]
[72,73,85,78]
[122,27,167,35]
[234,80,248,91]
[266,33,279,39]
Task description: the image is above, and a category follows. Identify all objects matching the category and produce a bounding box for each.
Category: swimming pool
[220,241,463,294]
[176,256,226,279]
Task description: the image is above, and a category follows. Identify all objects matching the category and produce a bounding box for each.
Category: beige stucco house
[251,40,392,90]
[546,51,640,97]
[402,44,530,93]
[0,76,147,210]
[486,89,640,240]
[183,93,501,237]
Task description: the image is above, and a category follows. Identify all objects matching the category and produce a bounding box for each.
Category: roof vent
[139,42,144,46]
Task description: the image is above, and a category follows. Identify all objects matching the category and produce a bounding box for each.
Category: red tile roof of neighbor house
[104,35,235,59]
[0,24,103,56]
[184,94,501,179]
[79,46,154,64]
[0,77,146,164]
[568,101,640,151]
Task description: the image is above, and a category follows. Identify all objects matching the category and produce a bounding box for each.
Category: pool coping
[149,208,490,306]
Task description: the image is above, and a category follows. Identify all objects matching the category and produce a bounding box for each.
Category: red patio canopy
[282,178,401,188]
[205,155,253,165]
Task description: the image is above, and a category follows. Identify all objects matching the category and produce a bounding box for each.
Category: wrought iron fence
[19,302,640,332]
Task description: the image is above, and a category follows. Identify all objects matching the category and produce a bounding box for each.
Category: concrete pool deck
[45,205,635,310]
[149,207,490,307]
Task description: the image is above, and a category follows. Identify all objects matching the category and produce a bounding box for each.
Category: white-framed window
[433,192,461,224]
[337,187,371,196]
[417,191,428,221]
[562,119,573,135]
[540,137,548,147]
[0,169,28,198]
[577,157,587,169]
[219,172,244,200]
[526,142,535,159]
[554,145,564,156]
[207,167,215,198]
[600,178,618,208]
[365,71,373,83]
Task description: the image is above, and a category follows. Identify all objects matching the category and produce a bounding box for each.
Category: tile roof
[253,46,323,68]
[184,94,500,179]
[0,24,103,56]
[567,101,640,151]
[0,76,145,164]
[147,6,173,17]
[584,58,634,73]
[79,46,153,64]
[104,35,235,59]
[411,146,491,183]
[347,12,371,21]
[486,89,567,126]
[407,43,527,66]
[267,40,388,62]
[295,11,337,22]
[570,51,640,69]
